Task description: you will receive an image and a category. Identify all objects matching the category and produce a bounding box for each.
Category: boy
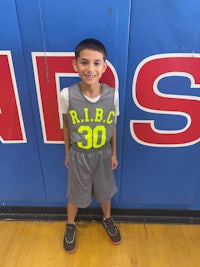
[59,38,121,253]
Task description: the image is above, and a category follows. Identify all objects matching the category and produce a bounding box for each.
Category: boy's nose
[87,63,94,71]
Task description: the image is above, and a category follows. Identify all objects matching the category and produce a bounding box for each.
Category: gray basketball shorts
[67,143,117,208]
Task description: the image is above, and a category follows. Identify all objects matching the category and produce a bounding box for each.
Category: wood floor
[0,220,200,267]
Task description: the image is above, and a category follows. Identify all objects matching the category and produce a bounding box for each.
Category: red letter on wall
[0,51,26,143]
[131,54,200,147]
[32,52,118,143]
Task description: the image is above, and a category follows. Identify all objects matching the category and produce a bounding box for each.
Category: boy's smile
[73,49,107,89]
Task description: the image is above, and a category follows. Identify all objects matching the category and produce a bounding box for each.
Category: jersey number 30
[77,125,106,149]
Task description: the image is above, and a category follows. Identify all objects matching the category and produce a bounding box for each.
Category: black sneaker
[63,223,76,253]
[102,217,121,244]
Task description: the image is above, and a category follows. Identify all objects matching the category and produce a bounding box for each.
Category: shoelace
[105,218,117,235]
[66,225,75,242]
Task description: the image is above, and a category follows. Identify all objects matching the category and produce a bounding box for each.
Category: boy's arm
[110,126,118,170]
[63,114,70,168]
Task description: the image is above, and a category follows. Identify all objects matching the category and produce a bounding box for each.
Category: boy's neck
[80,82,102,98]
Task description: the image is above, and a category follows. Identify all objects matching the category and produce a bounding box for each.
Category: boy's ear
[72,59,78,72]
[103,60,108,73]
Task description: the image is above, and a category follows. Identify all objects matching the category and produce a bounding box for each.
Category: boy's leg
[67,200,78,223]
[100,200,111,219]
[101,200,121,245]
[63,201,78,253]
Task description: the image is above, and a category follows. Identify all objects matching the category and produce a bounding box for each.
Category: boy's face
[73,49,107,87]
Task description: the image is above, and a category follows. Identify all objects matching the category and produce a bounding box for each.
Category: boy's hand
[65,155,69,168]
[111,155,118,170]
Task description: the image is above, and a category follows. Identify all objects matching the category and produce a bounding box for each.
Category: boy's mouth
[85,74,96,79]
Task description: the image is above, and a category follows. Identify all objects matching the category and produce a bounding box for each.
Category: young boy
[59,38,121,253]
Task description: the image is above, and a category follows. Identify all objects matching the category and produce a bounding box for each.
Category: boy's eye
[78,60,103,66]
[80,60,88,65]
[94,62,102,66]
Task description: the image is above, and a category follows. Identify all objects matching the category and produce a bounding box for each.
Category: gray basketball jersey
[68,83,116,150]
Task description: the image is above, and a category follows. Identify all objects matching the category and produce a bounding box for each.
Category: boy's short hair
[75,38,107,60]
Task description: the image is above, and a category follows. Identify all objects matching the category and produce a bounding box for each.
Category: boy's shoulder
[68,83,79,90]
[102,83,115,92]
[102,84,116,98]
